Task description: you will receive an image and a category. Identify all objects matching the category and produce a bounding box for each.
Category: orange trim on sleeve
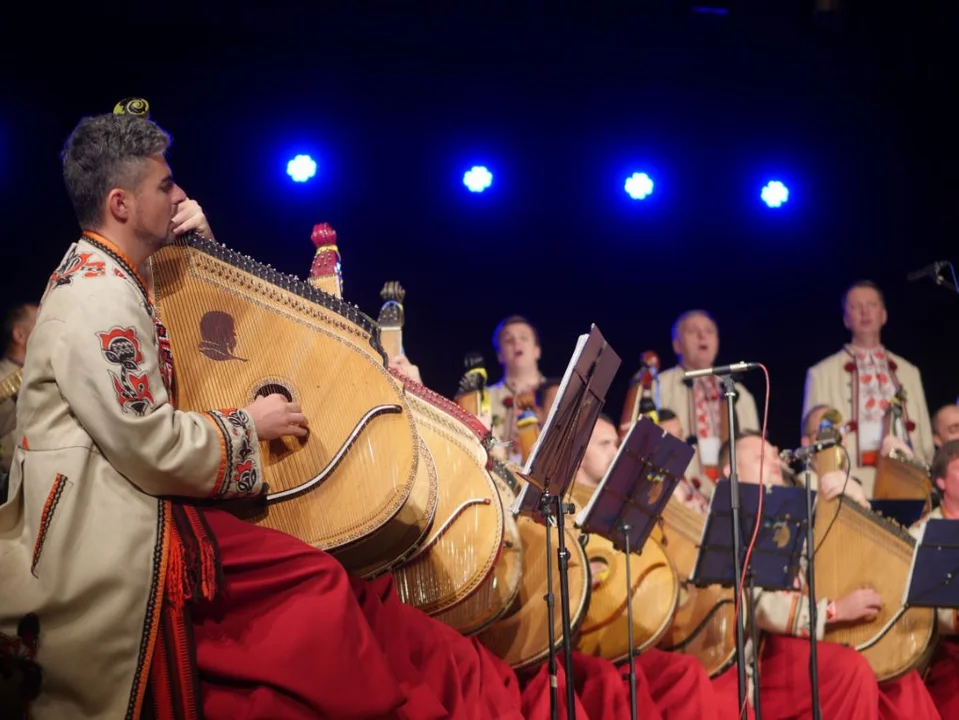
[200,412,229,498]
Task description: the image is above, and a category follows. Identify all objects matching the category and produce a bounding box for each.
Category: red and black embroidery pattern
[153,317,177,402]
[205,409,259,497]
[30,474,68,577]
[97,327,155,416]
[47,246,106,292]
[0,613,42,714]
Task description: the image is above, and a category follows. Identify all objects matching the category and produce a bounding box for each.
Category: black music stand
[905,519,959,611]
[575,416,694,720]
[692,481,809,719]
[510,324,622,720]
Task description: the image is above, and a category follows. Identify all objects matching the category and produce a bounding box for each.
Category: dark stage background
[0,5,955,446]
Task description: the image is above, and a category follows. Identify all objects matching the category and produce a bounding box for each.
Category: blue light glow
[463,166,493,193]
[287,154,317,183]
[761,180,789,208]
[624,172,655,200]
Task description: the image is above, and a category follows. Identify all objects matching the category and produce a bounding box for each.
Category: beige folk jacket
[0,233,263,719]
[803,348,934,498]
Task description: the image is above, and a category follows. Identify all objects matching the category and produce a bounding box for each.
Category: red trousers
[350,573,526,719]
[190,509,408,718]
[635,649,750,720]
[521,651,641,719]
[924,639,959,719]
[759,635,939,720]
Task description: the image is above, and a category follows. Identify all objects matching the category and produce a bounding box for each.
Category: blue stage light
[287,155,317,183]
[624,172,654,200]
[761,180,789,208]
[463,166,493,193]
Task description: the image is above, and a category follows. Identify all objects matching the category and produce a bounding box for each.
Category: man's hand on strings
[246,394,308,440]
[830,588,882,625]
[819,470,870,508]
[172,198,215,240]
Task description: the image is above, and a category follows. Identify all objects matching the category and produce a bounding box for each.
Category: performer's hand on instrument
[245,394,309,440]
[388,354,422,385]
[830,588,882,624]
[819,470,870,508]
[171,198,216,240]
[880,434,913,459]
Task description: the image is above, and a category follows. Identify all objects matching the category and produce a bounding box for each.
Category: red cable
[735,363,771,718]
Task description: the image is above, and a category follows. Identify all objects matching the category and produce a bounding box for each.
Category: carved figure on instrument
[719,430,938,715]
[618,350,662,440]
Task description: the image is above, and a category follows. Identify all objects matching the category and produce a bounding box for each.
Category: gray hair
[61,113,171,229]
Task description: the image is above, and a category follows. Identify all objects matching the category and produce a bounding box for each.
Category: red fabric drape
[711,664,755,720]
[878,669,941,720]
[190,509,408,719]
[350,573,526,719]
[635,648,740,720]
[759,635,879,720]
[924,639,959,719]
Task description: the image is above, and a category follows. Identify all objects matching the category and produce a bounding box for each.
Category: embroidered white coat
[0,234,263,719]
[657,365,761,494]
[802,348,934,497]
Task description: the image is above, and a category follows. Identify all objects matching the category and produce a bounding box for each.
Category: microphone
[781,436,840,463]
[683,362,760,380]
[907,261,944,283]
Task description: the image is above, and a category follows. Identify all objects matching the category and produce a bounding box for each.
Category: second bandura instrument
[151,229,431,576]
[376,282,521,634]
[653,498,738,676]
[571,482,680,664]
[873,388,934,507]
[812,411,935,681]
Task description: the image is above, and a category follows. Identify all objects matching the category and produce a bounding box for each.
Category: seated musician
[657,407,710,513]
[0,111,530,720]
[657,310,760,496]
[908,439,959,718]
[488,315,546,462]
[933,403,959,449]
[720,431,939,719]
[573,414,746,720]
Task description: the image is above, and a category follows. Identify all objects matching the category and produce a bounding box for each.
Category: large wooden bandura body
[812,417,935,681]
[653,499,737,676]
[570,483,680,663]
[813,495,935,681]
[151,234,434,576]
[390,374,520,634]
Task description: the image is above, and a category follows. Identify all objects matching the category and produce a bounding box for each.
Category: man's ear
[106,188,132,223]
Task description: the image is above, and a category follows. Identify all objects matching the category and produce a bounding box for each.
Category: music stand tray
[692,481,809,592]
[511,324,622,518]
[905,518,959,610]
[576,416,694,551]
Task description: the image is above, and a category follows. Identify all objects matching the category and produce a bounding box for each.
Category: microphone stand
[719,375,749,714]
[801,456,822,720]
